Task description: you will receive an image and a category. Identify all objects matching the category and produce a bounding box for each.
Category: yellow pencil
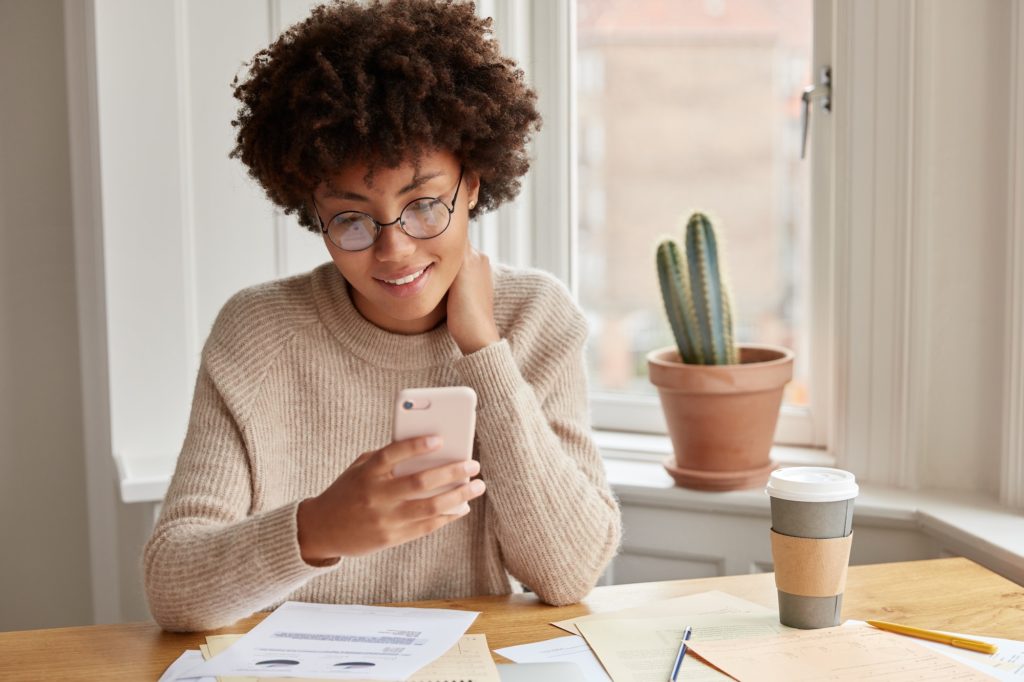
[866,619,999,655]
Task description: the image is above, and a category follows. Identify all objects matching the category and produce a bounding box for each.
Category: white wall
[0,0,94,630]
[0,0,158,632]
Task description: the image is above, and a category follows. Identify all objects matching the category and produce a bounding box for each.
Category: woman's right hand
[296,436,486,563]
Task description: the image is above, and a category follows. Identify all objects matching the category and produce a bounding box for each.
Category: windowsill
[114,433,1024,585]
[113,451,176,504]
[596,433,1024,586]
[592,430,835,467]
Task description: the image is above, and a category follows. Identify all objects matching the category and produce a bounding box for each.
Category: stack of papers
[159,593,1024,682]
[498,591,1024,682]
[557,591,787,682]
[495,591,785,681]
[159,601,493,682]
[161,636,498,682]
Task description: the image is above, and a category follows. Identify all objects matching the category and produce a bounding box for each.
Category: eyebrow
[322,170,447,202]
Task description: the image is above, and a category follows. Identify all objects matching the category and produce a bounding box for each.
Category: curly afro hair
[230,0,542,231]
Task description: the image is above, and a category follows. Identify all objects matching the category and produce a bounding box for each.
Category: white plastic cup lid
[765,467,859,503]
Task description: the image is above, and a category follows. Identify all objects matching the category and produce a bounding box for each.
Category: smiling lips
[380,266,428,285]
[374,263,433,297]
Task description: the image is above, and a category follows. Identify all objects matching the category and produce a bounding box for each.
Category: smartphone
[391,386,478,513]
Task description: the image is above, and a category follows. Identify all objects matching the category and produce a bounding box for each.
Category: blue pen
[669,625,693,682]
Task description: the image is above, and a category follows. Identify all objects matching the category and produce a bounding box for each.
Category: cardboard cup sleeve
[770,530,853,598]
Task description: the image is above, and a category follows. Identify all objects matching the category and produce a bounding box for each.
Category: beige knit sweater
[143,262,621,632]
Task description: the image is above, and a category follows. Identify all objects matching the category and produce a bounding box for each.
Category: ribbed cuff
[452,340,523,409]
[255,502,339,585]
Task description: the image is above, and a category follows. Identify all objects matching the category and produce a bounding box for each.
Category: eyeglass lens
[329,198,451,251]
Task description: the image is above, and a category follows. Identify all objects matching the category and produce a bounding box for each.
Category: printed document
[184,601,478,680]
[190,633,499,682]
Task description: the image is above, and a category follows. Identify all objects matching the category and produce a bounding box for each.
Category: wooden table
[1,558,1021,681]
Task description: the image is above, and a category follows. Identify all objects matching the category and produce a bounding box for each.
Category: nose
[373,221,417,262]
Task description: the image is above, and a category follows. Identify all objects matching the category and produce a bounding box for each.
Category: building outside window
[576,0,814,430]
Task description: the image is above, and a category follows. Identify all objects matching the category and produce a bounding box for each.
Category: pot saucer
[662,456,775,492]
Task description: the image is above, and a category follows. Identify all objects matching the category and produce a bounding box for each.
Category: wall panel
[94,0,193,463]
[185,0,279,349]
[611,501,945,587]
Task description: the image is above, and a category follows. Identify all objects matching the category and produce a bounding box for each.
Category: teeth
[383,267,426,285]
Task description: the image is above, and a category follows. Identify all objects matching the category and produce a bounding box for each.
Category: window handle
[801,66,832,159]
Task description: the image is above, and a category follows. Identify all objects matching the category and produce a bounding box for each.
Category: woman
[143,0,621,632]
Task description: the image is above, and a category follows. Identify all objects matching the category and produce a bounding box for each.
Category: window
[573,0,824,446]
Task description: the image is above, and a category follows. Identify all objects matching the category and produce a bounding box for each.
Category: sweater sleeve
[142,362,335,632]
[452,301,622,606]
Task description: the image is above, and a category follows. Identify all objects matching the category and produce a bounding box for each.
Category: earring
[469,201,476,209]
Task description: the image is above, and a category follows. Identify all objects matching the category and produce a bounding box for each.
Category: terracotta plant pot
[647,343,794,491]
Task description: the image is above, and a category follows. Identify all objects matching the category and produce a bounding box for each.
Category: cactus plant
[656,212,739,365]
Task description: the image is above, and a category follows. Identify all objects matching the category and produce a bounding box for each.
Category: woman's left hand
[446,241,500,355]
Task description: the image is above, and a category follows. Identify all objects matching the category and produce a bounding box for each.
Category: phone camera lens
[403,401,414,410]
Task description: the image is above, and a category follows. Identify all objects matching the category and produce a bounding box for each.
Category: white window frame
[496,0,832,451]
[501,0,1024,511]
[474,0,576,287]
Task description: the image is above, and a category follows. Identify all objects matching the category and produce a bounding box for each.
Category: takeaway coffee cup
[766,467,858,629]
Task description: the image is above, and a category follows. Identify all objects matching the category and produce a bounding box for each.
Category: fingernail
[469,479,486,495]
[425,436,442,449]
[464,460,480,475]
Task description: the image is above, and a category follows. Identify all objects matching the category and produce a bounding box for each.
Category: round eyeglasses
[312,169,463,252]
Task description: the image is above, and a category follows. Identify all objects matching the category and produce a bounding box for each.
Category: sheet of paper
[846,620,1024,681]
[917,633,1024,680]
[688,625,997,681]
[201,633,499,682]
[495,635,611,682]
[576,612,791,682]
[158,650,215,682]
[381,634,499,682]
[551,590,774,634]
[184,601,478,680]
